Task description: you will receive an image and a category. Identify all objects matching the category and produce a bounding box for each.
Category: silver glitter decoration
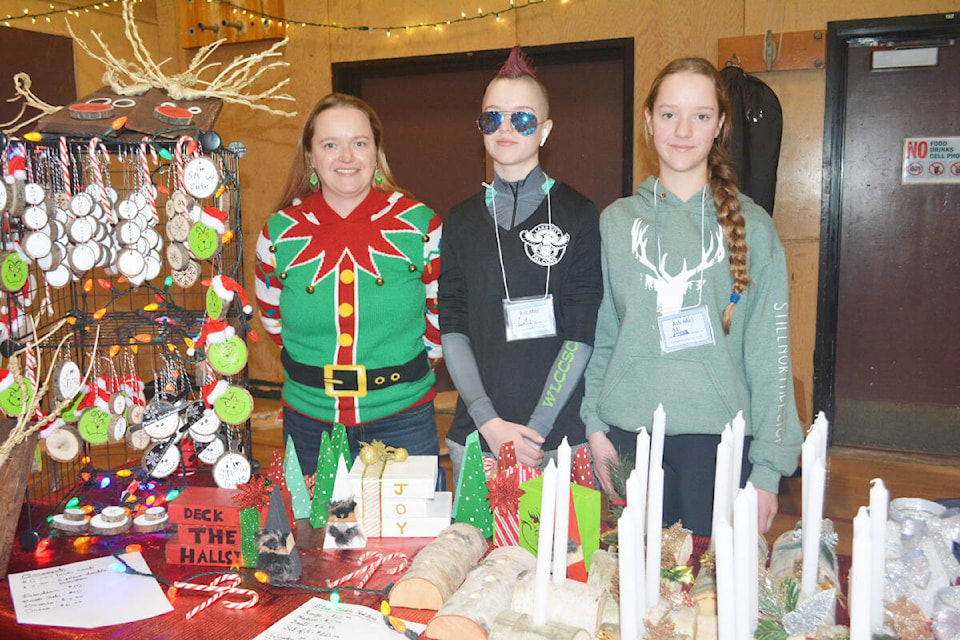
[781,588,836,636]
[933,586,960,640]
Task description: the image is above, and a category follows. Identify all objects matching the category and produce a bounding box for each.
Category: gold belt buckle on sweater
[323,364,367,398]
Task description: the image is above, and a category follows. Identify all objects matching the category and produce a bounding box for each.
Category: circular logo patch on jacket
[519,223,570,267]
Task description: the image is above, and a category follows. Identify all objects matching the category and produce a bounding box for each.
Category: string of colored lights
[203,0,553,34]
[1,0,123,27]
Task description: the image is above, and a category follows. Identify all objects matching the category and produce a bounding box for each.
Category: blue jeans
[283,401,445,490]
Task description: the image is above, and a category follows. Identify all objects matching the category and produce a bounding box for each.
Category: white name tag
[658,306,715,353]
[503,295,557,342]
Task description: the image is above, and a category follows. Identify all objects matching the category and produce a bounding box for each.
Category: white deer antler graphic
[631,219,726,315]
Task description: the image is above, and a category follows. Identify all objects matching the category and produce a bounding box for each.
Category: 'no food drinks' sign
[902,137,960,184]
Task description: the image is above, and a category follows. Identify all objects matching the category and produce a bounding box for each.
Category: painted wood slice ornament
[187,221,222,261]
[0,379,34,417]
[66,216,95,243]
[37,244,64,271]
[117,248,146,279]
[116,198,139,221]
[213,385,253,425]
[169,191,189,215]
[142,400,181,440]
[0,251,29,292]
[0,180,8,213]
[154,104,193,126]
[107,391,127,416]
[23,183,45,205]
[125,424,151,450]
[60,392,86,424]
[53,192,70,209]
[127,402,145,425]
[205,286,227,320]
[142,440,181,478]
[44,425,83,463]
[67,242,99,274]
[166,213,192,242]
[133,506,170,533]
[142,227,162,250]
[78,407,112,444]
[89,506,132,535]
[45,263,72,288]
[183,157,220,199]
[207,336,248,376]
[144,251,162,281]
[69,192,95,217]
[22,232,52,260]
[212,451,251,489]
[22,205,49,230]
[189,407,221,438]
[171,260,201,288]
[50,508,90,533]
[52,360,82,400]
[196,435,226,465]
[50,218,66,241]
[116,220,142,245]
[69,102,114,120]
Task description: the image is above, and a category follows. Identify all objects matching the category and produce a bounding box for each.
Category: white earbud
[539,133,548,147]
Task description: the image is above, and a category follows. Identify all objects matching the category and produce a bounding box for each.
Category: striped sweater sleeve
[255,219,284,347]
[422,214,442,363]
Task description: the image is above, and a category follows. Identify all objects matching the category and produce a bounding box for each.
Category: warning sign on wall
[902,136,960,184]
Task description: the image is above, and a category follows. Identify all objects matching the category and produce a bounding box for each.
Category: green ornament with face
[213,385,254,425]
[0,379,34,416]
[207,336,247,375]
[78,407,111,444]
[206,286,227,320]
[0,251,29,292]
[188,222,221,261]
[61,392,87,423]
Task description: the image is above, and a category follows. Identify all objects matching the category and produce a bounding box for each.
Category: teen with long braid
[581,58,801,535]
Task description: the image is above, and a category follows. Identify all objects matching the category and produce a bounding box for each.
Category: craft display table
[0,526,435,639]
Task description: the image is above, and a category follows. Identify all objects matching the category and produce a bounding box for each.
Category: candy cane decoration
[326,551,409,589]
[174,135,193,206]
[139,138,158,224]
[43,282,53,317]
[59,136,71,197]
[172,573,258,620]
[87,137,112,222]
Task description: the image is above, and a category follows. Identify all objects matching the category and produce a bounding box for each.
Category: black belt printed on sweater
[281,348,429,398]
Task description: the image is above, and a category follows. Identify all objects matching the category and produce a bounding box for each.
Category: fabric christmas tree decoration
[452,430,493,538]
[283,435,312,519]
[309,431,338,528]
[571,446,594,488]
[497,441,518,471]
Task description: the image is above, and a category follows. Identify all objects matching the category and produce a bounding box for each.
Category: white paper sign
[253,597,426,640]
[7,552,173,628]
[901,136,960,184]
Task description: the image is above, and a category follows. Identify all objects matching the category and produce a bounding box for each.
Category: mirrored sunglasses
[477,110,539,136]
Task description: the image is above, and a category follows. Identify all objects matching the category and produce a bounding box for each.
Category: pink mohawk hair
[497,45,537,79]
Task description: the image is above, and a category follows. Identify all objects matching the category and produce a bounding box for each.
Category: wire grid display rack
[1,135,253,539]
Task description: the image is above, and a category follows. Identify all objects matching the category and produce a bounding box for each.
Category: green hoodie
[581,176,801,493]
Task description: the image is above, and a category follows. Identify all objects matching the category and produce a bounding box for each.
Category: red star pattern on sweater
[273,198,419,285]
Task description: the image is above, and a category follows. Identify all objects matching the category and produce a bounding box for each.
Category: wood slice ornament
[108,414,128,442]
[0,180,8,213]
[52,360,82,400]
[213,385,253,425]
[141,400,181,440]
[78,407,111,444]
[154,104,193,126]
[166,242,191,271]
[166,213,192,242]
[69,192,95,217]
[36,244,63,271]
[60,392,86,424]
[207,336,248,376]
[125,424,152,451]
[0,379,34,417]
[67,242,99,274]
[143,251,162,281]
[116,248,146,279]
[187,221,222,261]
[196,435,226,465]
[0,251,29,292]
[44,425,83,463]
[133,506,170,533]
[50,508,90,534]
[69,102,114,120]
[89,506,132,535]
[183,157,220,199]
[22,232,52,260]
[171,260,201,288]
[23,183,45,206]
[205,285,227,320]
[211,450,251,488]
[189,407,221,438]
[127,402,145,425]
[22,204,49,230]
[45,263,72,288]
[142,440,181,479]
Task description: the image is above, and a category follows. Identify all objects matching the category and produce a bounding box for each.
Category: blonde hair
[644,57,748,333]
[274,93,410,211]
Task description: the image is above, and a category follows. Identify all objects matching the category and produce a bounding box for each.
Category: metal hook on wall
[762,29,781,71]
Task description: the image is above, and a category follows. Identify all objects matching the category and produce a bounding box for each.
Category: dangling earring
[374,168,384,187]
[309,170,320,191]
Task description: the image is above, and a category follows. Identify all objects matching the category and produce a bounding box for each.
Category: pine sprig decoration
[604,451,635,521]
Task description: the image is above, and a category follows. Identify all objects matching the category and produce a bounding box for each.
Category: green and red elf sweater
[255,189,442,426]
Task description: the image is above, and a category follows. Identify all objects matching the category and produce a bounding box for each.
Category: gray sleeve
[527,340,593,437]
[440,332,499,428]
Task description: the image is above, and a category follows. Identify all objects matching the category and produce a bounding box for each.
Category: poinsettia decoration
[487,468,524,514]
[232,475,272,511]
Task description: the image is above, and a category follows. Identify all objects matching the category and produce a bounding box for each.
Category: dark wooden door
[0,26,76,128]
[817,14,960,454]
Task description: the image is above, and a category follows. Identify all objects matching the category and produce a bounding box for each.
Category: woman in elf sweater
[440,47,602,482]
[255,93,443,484]
[581,58,801,535]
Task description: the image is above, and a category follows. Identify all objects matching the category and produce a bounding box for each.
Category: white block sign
[902,136,960,184]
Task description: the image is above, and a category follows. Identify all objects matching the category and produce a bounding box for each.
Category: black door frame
[815,12,960,428]
[332,38,635,199]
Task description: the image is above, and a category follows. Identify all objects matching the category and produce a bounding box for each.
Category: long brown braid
[644,57,748,333]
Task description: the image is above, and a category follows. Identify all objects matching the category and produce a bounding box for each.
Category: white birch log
[388,523,488,611]
[586,549,620,627]
[487,610,592,640]
[511,569,611,635]
[769,522,839,624]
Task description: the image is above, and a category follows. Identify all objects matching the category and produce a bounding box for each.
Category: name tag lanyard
[484,179,557,341]
[654,180,718,352]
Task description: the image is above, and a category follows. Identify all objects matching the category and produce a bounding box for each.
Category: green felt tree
[283,435,312,519]
[331,422,351,470]
[309,431,337,528]
[452,430,493,537]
